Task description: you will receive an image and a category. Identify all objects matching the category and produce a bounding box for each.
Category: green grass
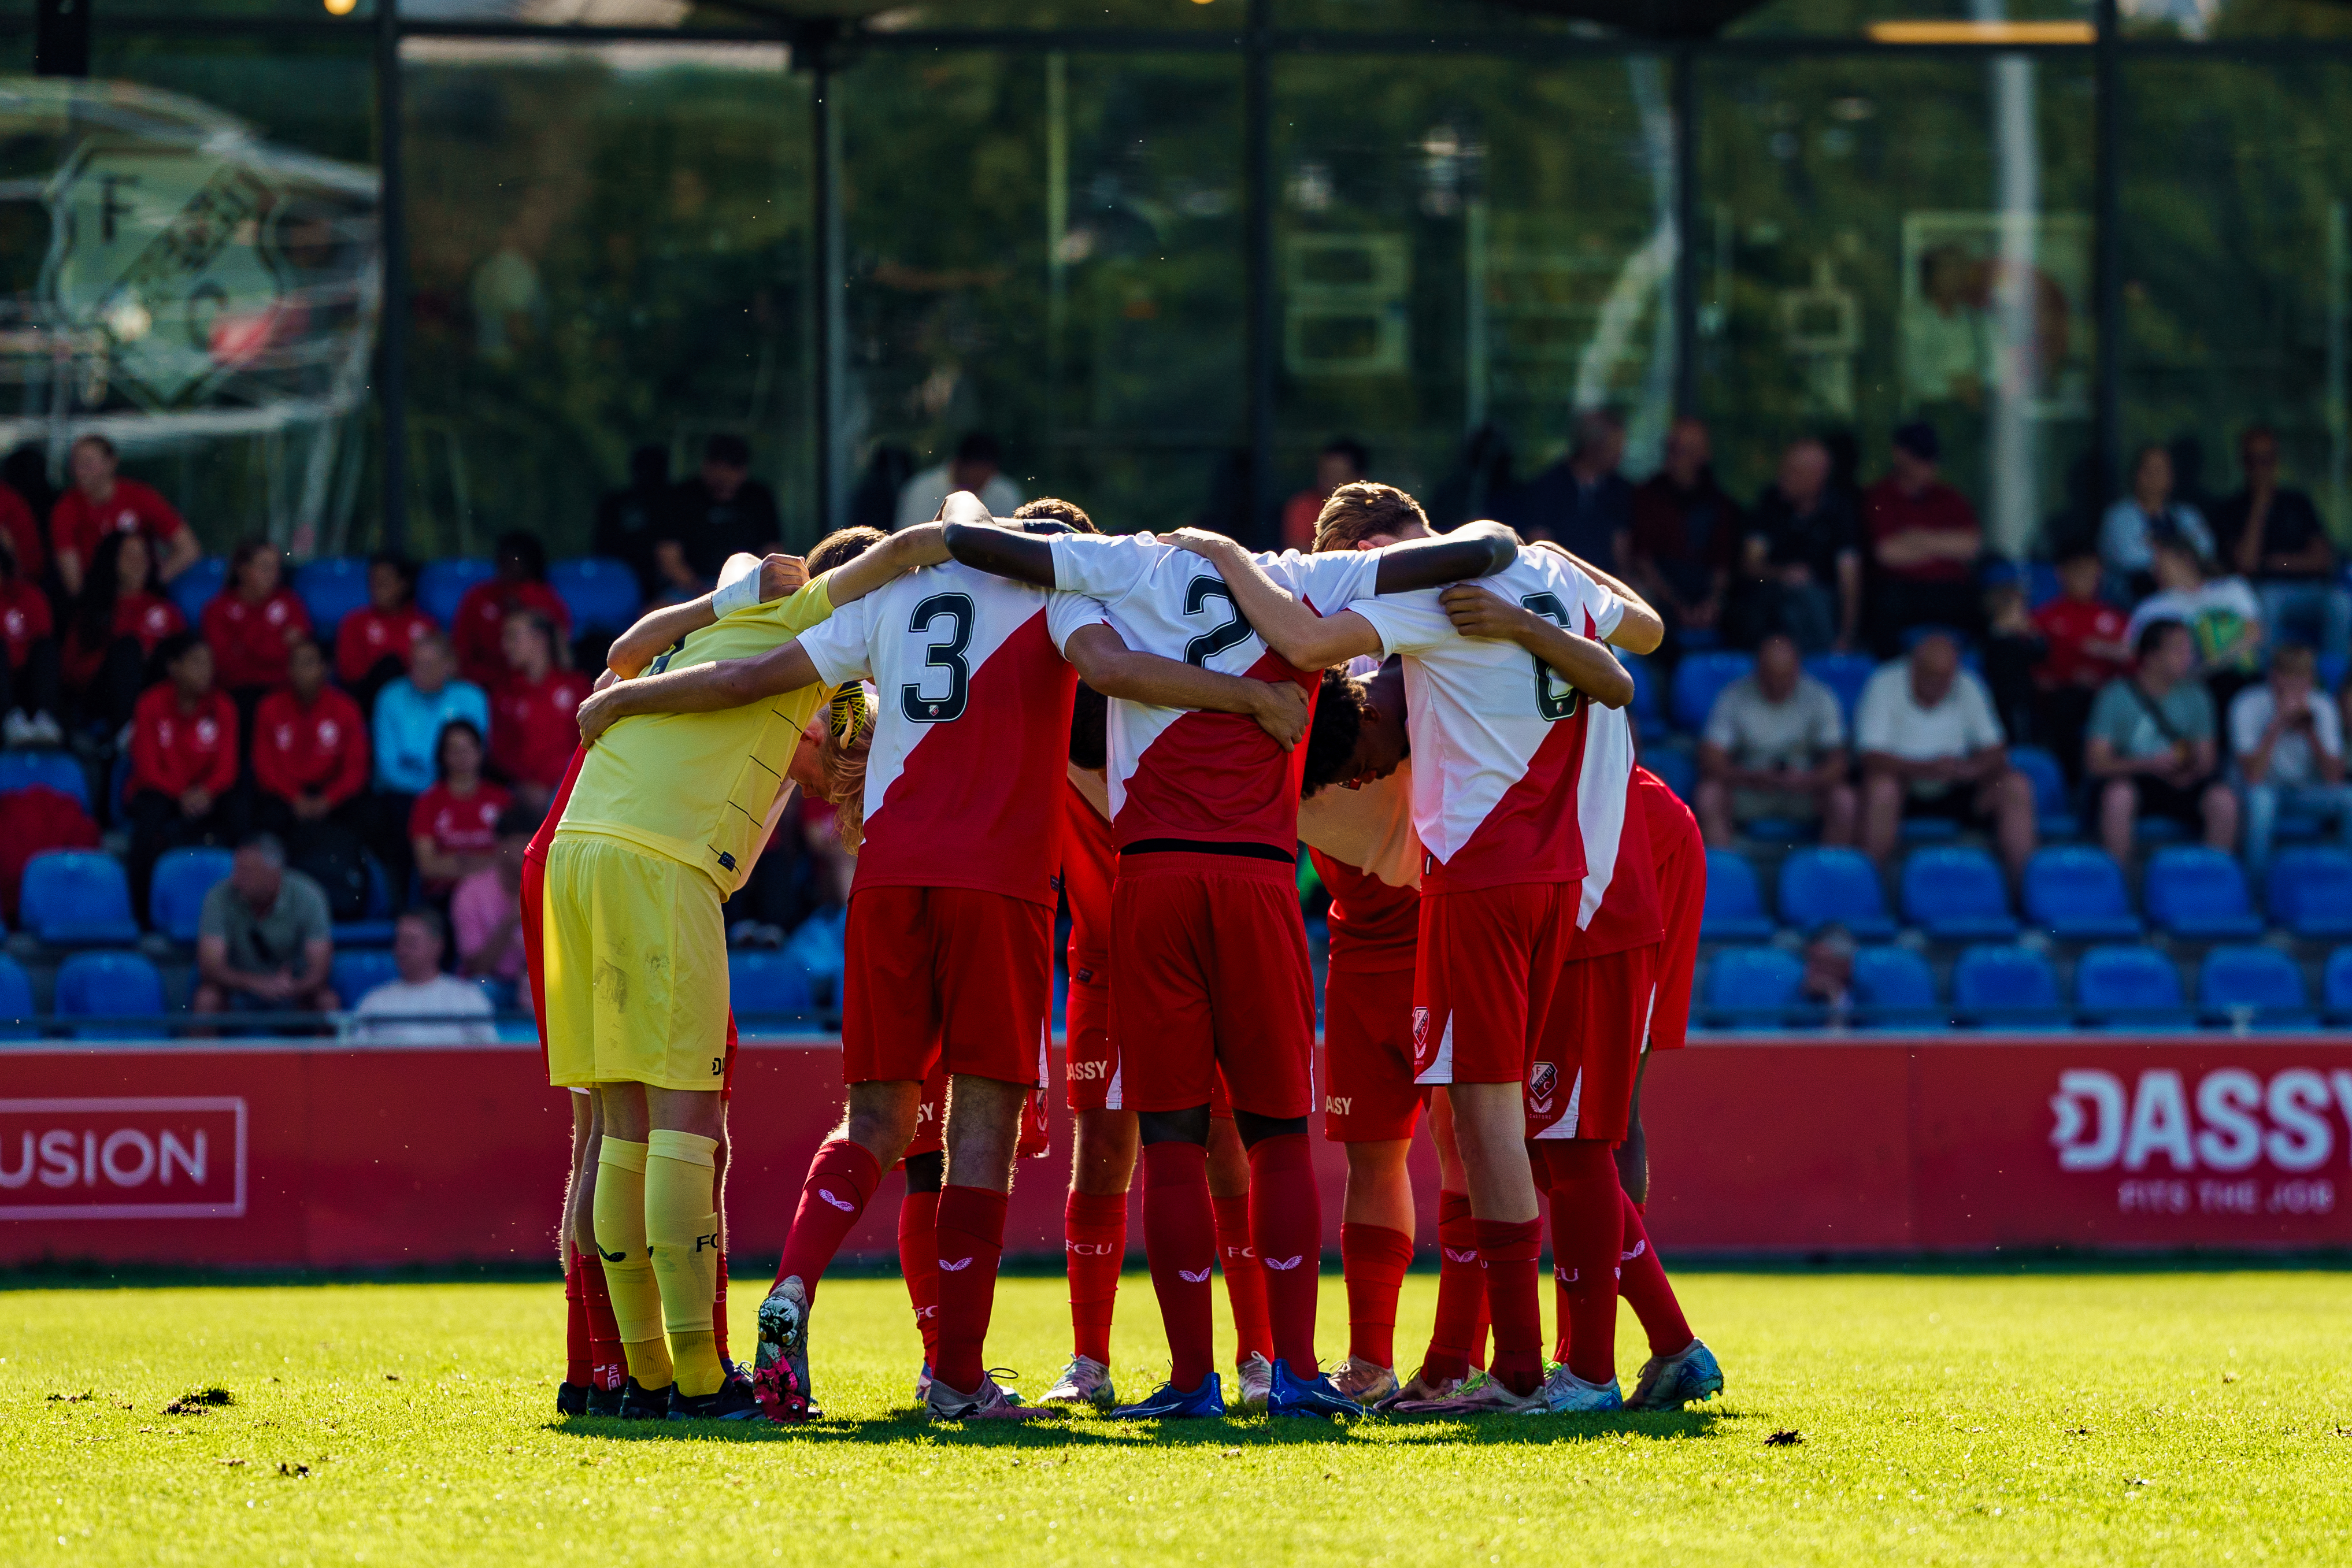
[5,1269,2350,1565]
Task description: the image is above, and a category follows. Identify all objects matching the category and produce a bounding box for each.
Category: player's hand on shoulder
[1161,527,1239,559]
[1439,582,1531,641]
[758,553,808,601]
[1247,679,1311,751]
[576,684,623,746]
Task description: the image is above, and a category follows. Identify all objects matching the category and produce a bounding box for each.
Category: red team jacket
[453,580,573,688]
[49,479,187,567]
[60,591,184,690]
[251,685,371,810]
[491,669,592,790]
[128,685,239,801]
[336,603,438,685]
[201,588,312,690]
[0,577,51,670]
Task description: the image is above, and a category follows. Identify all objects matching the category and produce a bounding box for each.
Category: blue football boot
[1266,1360,1364,1419]
[1110,1372,1225,1420]
[1626,1340,1724,1410]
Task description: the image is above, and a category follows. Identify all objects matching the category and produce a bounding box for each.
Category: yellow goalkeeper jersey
[556,575,835,895]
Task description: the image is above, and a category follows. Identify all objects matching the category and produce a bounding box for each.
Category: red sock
[1212,1192,1273,1365]
[1247,1134,1322,1380]
[1064,1189,1127,1365]
[1142,1142,1218,1391]
[712,1251,730,1365]
[1340,1221,1413,1371]
[898,1188,941,1366]
[775,1139,881,1299]
[1547,1139,1624,1385]
[1617,1189,1692,1358]
[933,1185,1009,1395]
[580,1255,625,1392]
[1423,1189,1484,1383]
[1477,1217,1545,1397]
[563,1253,590,1387]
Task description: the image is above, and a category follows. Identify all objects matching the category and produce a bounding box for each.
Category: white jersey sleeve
[1044,590,1112,654]
[1050,533,1156,602]
[795,591,879,688]
[1258,548,1381,617]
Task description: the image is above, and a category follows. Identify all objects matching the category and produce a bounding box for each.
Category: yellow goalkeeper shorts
[541,831,730,1092]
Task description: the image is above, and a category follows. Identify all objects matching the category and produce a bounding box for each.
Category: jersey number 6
[1521,591,1581,721]
[902,592,975,722]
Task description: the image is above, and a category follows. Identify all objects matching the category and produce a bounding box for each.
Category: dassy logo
[2048,1068,2352,1173]
[0,1098,247,1219]
[1324,1095,1353,1117]
[1069,1061,1112,1082]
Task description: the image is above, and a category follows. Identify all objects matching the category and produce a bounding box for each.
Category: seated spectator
[251,639,372,857]
[2213,425,2348,658]
[1862,421,1983,656]
[335,552,436,707]
[1281,437,1369,552]
[194,832,337,1016]
[1694,632,1855,847]
[1628,416,1737,648]
[1510,407,1631,570]
[201,537,312,709]
[453,805,536,1002]
[892,431,1021,536]
[451,530,572,688]
[410,718,510,897]
[1735,436,1859,653]
[2085,620,2239,862]
[1799,924,1857,1029]
[2231,643,2352,870]
[2029,544,2132,781]
[488,609,590,814]
[1856,631,2036,877]
[664,432,786,591]
[48,433,199,597]
[1981,580,2042,744]
[125,633,242,920]
[61,530,184,735]
[373,631,490,889]
[0,525,61,745]
[2124,528,2264,714]
[594,444,673,600]
[350,907,496,1045]
[2100,443,2213,595]
[0,472,40,588]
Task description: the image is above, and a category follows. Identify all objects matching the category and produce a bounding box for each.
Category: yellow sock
[593,1137,672,1390]
[646,1129,724,1398]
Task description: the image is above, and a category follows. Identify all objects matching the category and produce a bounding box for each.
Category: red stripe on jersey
[1116,647,1319,855]
[1421,706,1590,895]
[1571,772,1663,960]
[1309,847,1418,974]
[525,745,589,867]
[1636,766,1704,1050]
[1061,778,1115,975]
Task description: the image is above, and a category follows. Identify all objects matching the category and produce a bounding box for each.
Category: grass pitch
[5,1267,2349,1566]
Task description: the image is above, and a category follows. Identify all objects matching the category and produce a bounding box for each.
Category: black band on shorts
[1119,838,1294,866]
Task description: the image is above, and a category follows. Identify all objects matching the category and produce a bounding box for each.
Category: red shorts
[1412,883,1576,1087]
[1066,966,1231,1117]
[1526,944,1655,1143]
[1323,965,1424,1143]
[1110,852,1314,1119]
[842,885,1052,1088]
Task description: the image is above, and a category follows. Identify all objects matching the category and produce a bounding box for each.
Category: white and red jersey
[1351,546,1624,894]
[798,557,1108,908]
[1048,533,1378,854]
[1639,766,1704,1051]
[1298,763,1421,974]
[1568,703,1662,959]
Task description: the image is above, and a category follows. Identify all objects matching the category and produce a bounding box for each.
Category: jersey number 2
[1183,577,1255,666]
[1521,592,1581,721]
[902,593,974,722]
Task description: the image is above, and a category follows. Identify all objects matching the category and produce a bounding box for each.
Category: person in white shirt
[2100,443,2213,589]
[2230,643,2352,869]
[893,432,1023,533]
[1855,632,2036,877]
[2124,531,2266,713]
[350,908,497,1046]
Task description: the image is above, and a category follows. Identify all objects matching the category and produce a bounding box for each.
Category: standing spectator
[1855,632,2036,878]
[1736,436,1860,653]
[1280,437,1369,551]
[334,553,436,706]
[594,444,673,599]
[452,805,536,1002]
[1693,632,1855,847]
[409,718,510,898]
[0,527,61,745]
[2029,544,2133,781]
[2212,426,2348,658]
[2231,644,2352,870]
[124,634,242,919]
[450,531,573,688]
[0,473,42,587]
[2086,620,2238,861]
[61,531,184,736]
[2099,443,2213,595]
[1628,416,1738,648]
[350,907,497,1044]
[487,610,589,813]
[662,432,784,590]
[371,629,490,882]
[1510,407,1631,570]
[2124,529,2265,714]
[193,833,337,1016]
[250,639,372,855]
[48,434,200,596]
[201,538,312,715]
[893,431,1022,535]
[1862,421,1984,655]
[1980,580,2043,744]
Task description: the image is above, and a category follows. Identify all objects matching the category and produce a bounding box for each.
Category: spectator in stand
[2232,643,2352,870]
[2029,544,2133,782]
[1628,416,1738,650]
[450,530,572,688]
[61,531,184,736]
[250,639,372,855]
[594,444,672,600]
[453,804,536,1003]
[194,833,337,1016]
[1862,421,1984,656]
[48,434,200,597]
[487,609,590,813]
[893,431,1023,535]
[661,432,784,592]
[1736,436,1860,653]
[0,473,42,588]
[409,718,510,899]
[2099,443,2213,596]
[201,538,312,721]
[1980,580,2042,744]
[335,553,436,707]
[2086,620,2238,861]
[1694,632,1856,847]
[2124,527,2265,715]
[372,630,489,887]
[125,633,243,915]
[1512,406,1631,570]
[0,527,61,745]
[1280,437,1369,552]
[351,907,497,1045]
[2213,426,2349,658]
[1855,631,2037,878]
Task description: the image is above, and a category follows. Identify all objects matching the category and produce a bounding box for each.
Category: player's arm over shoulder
[605,551,808,678]
[821,521,952,606]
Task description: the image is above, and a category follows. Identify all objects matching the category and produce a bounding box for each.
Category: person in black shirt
[2212,425,2348,657]
[592,444,671,599]
[1732,438,1861,653]
[1506,407,1631,571]
[657,432,783,593]
[1627,416,1738,648]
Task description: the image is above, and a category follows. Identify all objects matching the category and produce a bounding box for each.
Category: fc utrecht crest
[1412,1007,1430,1054]
[1527,1061,1558,1111]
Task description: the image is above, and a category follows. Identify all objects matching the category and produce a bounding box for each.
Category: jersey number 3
[1521,592,1581,721]
[1183,577,1255,667]
[902,593,975,722]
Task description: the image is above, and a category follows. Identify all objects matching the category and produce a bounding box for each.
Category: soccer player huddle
[529,479,1722,1424]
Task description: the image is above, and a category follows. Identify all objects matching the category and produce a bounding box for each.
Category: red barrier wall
[5,1034,2350,1268]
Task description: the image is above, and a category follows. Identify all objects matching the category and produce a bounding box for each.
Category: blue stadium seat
[2265,848,2352,938]
[0,954,33,1040]
[1899,846,2017,940]
[1702,946,1803,1027]
[53,950,167,1039]
[1852,944,1940,1028]
[729,950,814,1018]
[1898,813,1961,844]
[1951,943,2065,1028]
[330,950,401,1007]
[1699,848,1774,940]
[0,749,91,812]
[1801,652,1876,727]
[2025,562,2061,610]
[2320,651,2350,695]
[2198,945,2312,1029]
[2325,947,2352,1022]
[1645,747,1695,803]
[294,556,372,636]
[1621,651,1664,738]
[168,556,227,625]
[1776,847,1895,938]
[149,847,234,944]
[1669,651,1754,732]
[19,851,140,946]
[2007,746,2079,839]
[332,853,399,948]
[2143,846,2264,939]
[550,557,644,634]
[418,558,495,627]
[475,976,514,1011]
[2135,815,2188,846]
[2023,846,2142,939]
[2075,945,2192,1029]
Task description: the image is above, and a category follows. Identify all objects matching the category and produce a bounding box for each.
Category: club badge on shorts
[1528,1060,1558,1114]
